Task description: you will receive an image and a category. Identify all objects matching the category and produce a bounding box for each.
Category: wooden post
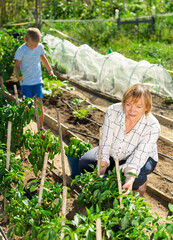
[114,158,123,207]
[38,152,48,206]
[13,84,19,106]
[96,218,102,240]
[34,96,40,131]
[151,16,155,32]
[117,17,121,31]
[4,121,12,223]
[56,108,66,187]
[35,0,39,28]
[97,127,102,177]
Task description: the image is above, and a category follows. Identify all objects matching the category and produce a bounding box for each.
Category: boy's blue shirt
[15,43,45,86]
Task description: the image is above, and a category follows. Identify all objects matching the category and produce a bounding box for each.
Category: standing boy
[15,27,53,130]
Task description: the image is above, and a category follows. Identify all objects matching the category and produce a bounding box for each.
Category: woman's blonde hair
[25,28,41,42]
[122,83,152,116]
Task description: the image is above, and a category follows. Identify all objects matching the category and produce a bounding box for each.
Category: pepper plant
[42,70,73,97]
[72,166,125,210]
[5,181,64,239]
[0,30,24,82]
[24,129,61,176]
[0,95,34,154]
[64,137,91,158]
[0,145,27,200]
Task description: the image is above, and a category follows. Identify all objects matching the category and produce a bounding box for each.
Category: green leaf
[143,217,154,224]
[168,203,173,213]
[113,198,119,208]
[166,224,173,235]
[7,226,13,238]
[121,215,130,229]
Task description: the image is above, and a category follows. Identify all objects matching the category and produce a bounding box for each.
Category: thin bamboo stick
[0,76,4,95]
[56,108,66,187]
[4,121,12,223]
[13,84,26,160]
[60,185,67,240]
[57,108,67,239]
[13,84,19,105]
[6,121,12,170]
[34,96,40,131]
[38,152,48,206]
[97,127,102,176]
[96,218,102,240]
[114,158,123,207]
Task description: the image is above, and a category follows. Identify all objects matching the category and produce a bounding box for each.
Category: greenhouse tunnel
[43,34,173,99]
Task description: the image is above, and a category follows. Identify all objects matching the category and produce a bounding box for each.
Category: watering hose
[158,152,173,161]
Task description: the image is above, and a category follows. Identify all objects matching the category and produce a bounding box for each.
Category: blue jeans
[79,147,157,190]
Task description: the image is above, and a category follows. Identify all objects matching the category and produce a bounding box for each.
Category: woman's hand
[122,176,135,195]
[100,160,108,175]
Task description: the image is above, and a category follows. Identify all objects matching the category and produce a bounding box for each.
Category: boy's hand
[18,70,23,81]
[18,76,23,82]
[49,71,57,80]
[49,70,54,76]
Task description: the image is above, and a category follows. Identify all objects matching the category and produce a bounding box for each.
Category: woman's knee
[141,157,157,175]
[132,174,147,190]
[78,147,98,173]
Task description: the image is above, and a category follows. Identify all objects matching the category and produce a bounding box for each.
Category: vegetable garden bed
[1,80,173,239]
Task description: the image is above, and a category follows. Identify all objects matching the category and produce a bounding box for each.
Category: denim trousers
[79,147,157,190]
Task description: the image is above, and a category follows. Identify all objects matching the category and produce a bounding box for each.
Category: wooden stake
[56,108,66,187]
[114,158,123,207]
[57,108,67,239]
[6,121,12,170]
[4,121,12,223]
[60,185,67,240]
[96,218,102,240]
[34,96,40,131]
[13,84,19,106]
[97,127,102,177]
[0,76,4,95]
[38,152,48,206]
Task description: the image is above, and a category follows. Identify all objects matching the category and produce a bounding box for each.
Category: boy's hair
[122,83,152,116]
[25,28,41,42]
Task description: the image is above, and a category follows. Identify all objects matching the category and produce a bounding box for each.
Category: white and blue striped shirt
[15,43,45,86]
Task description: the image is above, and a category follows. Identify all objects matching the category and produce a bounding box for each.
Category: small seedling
[71,98,89,119]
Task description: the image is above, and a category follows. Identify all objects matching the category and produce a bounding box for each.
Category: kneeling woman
[79,83,160,197]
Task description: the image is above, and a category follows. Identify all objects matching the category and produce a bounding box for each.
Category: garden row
[1,84,173,239]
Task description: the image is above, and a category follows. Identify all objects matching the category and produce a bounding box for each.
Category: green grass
[42,19,173,73]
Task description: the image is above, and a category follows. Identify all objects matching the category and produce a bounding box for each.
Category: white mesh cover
[43,34,173,99]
